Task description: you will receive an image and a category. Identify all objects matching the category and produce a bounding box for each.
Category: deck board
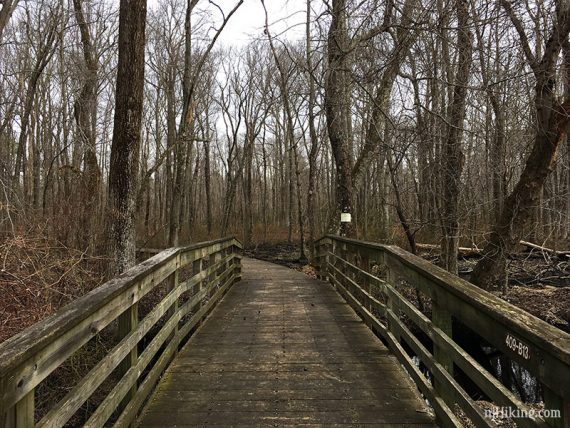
[137,257,435,427]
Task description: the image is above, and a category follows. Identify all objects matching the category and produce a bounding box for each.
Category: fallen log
[519,241,570,259]
[416,241,570,260]
[415,243,482,257]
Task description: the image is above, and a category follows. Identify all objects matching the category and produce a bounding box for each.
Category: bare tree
[471,1,570,289]
[12,2,60,202]
[0,0,19,41]
[325,0,356,237]
[439,0,473,274]
[72,0,101,246]
[108,0,147,274]
[168,0,243,246]
[262,0,307,259]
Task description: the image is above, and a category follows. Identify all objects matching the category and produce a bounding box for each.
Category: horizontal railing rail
[0,237,242,428]
[315,235,570,428]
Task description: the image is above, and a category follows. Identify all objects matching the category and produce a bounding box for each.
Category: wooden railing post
[15,391,34,428]
[432,297,454,403]
[314,240,323,280]
[4,391,34,428]
[317,239,329,281]
[192,257,204,315]
[217,248,225,277]
[330,239,339,286]
[209,252,217,297]
[384,255,398,342]
[543,386,569,428]
[233,243,242,282]
[192,256,203,281]
[360,251,371,312]
[339,242,347,286]
[166,254,180,344]
[117,300,138,411]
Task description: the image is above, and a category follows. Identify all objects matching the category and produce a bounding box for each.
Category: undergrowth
[0,232,107,343]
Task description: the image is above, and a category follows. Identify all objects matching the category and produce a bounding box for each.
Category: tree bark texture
[439,0,472,275]
[108,0,147,275]
[325,0,356,237]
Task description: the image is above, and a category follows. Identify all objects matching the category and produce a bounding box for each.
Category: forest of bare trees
[1,0,570,295]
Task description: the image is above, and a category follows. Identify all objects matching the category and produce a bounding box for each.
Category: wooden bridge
[0,236,569,427]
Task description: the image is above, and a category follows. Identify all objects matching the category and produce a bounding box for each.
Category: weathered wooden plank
[36,275,188,428]
[386,309,495,428]
[382,329,462,428]
[0,248,178,377]
[382,245,570,368]
[15,391,34,428]
[384,281,541,428]
[0,238,242,428]
[327,261,386,317]
[84,306,181,427]
[138,258,434,427]
[323,235,570,399]
[0,249,179,409]
[179,237,240,267]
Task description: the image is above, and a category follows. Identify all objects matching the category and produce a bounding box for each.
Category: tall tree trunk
[471,3,570,289]
[325,0,355,237]
[439,0,472,275]
[387,153,417,254]
[165,68,176,243]
[287,111,293,243]
[352,0,417,185]
[73,0,101,247]
[13,21,58,198]
[108,0,147,275]
[243,127,254,246]
[203,137,212,236]
[305,0,319,258]
[262,1,307,257]
[566,43,570,240]
[169,1,193,247]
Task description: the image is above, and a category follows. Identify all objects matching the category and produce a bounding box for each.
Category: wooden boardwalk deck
[138,257,435,427]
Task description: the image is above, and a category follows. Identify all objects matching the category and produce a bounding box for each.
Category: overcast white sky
[148,0,308,47]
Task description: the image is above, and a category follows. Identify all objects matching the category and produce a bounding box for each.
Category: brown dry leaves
[0,234,107,343]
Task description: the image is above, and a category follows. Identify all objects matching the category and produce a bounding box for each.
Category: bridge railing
[0,237,242,428]
[315,235,570,428]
